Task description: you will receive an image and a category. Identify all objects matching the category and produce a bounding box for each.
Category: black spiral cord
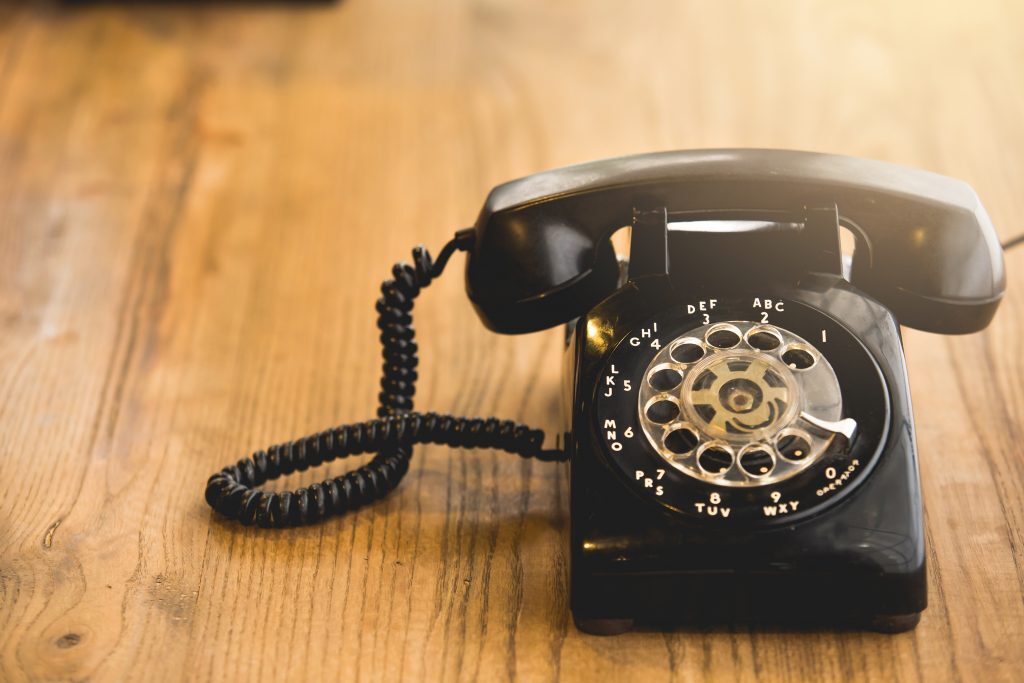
[204,230,566,528]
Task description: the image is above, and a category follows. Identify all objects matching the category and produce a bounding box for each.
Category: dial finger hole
[697,444,734,475]
[706,324,742,349]
[648,365,682,392]
[669,338,705,364]
[645,397,680,424]
[739,445,775,477]
[776,430,812,461]
[745,326,782,351]
[781,343,817,370]
[664,425,699,455]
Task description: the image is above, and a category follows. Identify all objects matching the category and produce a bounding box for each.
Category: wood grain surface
[1,1,1022,680]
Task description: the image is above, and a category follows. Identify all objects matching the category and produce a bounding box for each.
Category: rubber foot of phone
[574,617,635,636]
[867,612,921,633]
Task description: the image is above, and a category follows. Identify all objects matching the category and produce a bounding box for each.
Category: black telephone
[205,149,1006,634]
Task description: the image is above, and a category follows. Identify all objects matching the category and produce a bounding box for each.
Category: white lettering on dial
[604,418,633,453]
[752,298,785,311]
[634,469,664,496]
[693,502,731,517]
[816,459,861,496]
[752,298,784,323]
[686,300,717,325]
[603,365,619,397]
[763,489,800,516]
[630,323,659,349]
[762,500,800,516]
[686,300,718,315]
[693,491,730,517]
[605,419,622,451]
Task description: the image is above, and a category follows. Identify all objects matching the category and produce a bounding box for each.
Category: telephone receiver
[465,149,1004,336]
[205,149,1005,635]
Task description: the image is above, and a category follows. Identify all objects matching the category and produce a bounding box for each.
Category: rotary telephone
[205,149,1006,634]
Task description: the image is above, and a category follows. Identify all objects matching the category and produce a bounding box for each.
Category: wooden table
[2,1,1022,680]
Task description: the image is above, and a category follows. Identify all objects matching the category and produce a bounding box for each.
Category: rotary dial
[592,296,887,525]
[638,321,856,487]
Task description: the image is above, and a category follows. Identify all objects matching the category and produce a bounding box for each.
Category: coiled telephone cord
[204,230,566,528]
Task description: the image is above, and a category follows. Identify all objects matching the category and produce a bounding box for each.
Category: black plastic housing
[456,149,1005,633]
[566,274,926,631]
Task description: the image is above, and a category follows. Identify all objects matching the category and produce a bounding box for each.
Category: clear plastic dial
[637,321,854,487]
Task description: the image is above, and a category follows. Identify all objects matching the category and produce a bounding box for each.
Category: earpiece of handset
[463,223,621,334]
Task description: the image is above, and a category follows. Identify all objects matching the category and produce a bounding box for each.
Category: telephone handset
[205,150,1006,634]
[467,149,1003,334]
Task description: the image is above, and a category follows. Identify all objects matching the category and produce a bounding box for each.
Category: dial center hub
[720,378,762,413]
[685,349,797,440]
